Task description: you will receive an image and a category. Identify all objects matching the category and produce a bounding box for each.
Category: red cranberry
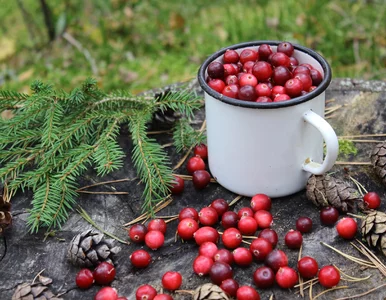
[177,218,199,240]
[284,230,303,249]
[147,218,167,234]
[135,284,157,300]
[294,73,312,92]
[238,207,254,219]
[318,265,340,288]
[178,207,198,221]
[250,194,272,211]
[130,249,152,268]
[193,255,214,276]
[170,175,184,195]
[238,216,258,236]
[233,247,253,267]
[225,74,239,85]
[258,44,273,61]
[214,248,234,265]
[271,85,286,98]
[249,237,273,261]
[276,266,298,289]
[293,65,311,76]
[207,61,224,79]
[310,69,323,86]
[336,217,357,239]
[221,211,239,229]
[193,144,208,160]
[277,41,294,57]
[256,96,272,103]
[199,207,219,226]
[95,287,118,300]
[220,278,239,297]
[162,271,182,290]
[253,210,273,228]
[223,63,238,77]
[93,262,116,285]
[223,49,239,64]
[363,192,381,209]
[194,226,219,245]
[240,73,258,87]
[265,250,288,272]
[297,256,319,279]
[243,61,255,73]
[272,66,292,86]
[252,61,273,81]
[192,170,211,189]
[255,83,272,98]
[320,206,339,226]
[270,52,290,68]
[210,262,233,285]
[296,217,313,233]
[208,79,226,93]
[222,84,239,98]
[186,156,205,174]
[153,295,172,300]
[253,266,275,289]
[222,227,242,249]
[300,63,314,70]
[199,241,218,259]
[76,268,94,289]
[285,78,304,98]
[236,286,260,300]
[274,94,291,102]
[258,229,278,248]
[239,49,258,64]
[210,198,229,216]
[289,56,299,70]
[238,85,257,101]
[145,230,164,250]
[128,224,147,243]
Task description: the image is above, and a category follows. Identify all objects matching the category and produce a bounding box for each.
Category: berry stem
[333,265,371,282]
[312,286,349,300]
[298,245,304,298]
[228,195,243,206]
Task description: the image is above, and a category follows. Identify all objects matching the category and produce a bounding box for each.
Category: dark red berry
[255,83,272,98]
[253,210,273,228]
[294,73,312,92]
[238,207,254,219]
[223,49,240,64]
[239,49,258,64]
[145,230,164,250]
[238,216,258,236]
[293,65,311,76]
[289,56,299,70]
[243,61,255,73]
[76,268,94,289]
[178,207,198,221]
[199,207,219,226]
[272,66,292,86]
[223,63,239,77]
[253,266,275,289]
[177,218,199,240]
[249,237,273,261]
[336,217,357,239]
[170,175,184,195]
[210,198,229,216]
[162,271,182,291]
[277,42,294,57]
[222,84,239,98]
[236,286,260,300]
[194,226,219,245]
[300,63,314,70]
[129,224,147,243]
[271,85,287,98]
[318,265,340,288]
[220,278,239,297]
[252,61,272,81]
[186,156,205,174]
[256,96,272,103]
[222,227,242,249]
[320,207,339,226]
[297,256,319,279]
[221,211,239,229]
[258,229,278,248]
[192,170,211,189]
[274,94,291,102]
[225,74,239,85]
[95,287,118,300]
[199,241,218,259]
[210,262,233,285]
[284,230,303,249]
[363,192,381,209]
[214,248,234,265]
[147,218,167,234]
[265,250,288,272]
[276,266,298,289]
[93,262,116,285]
[208,79,226,93]
[233,247,253,267]
[238,85,257,101]
[130,249,152,268]
[194,144,208,160]
[296,217,313,233]
[270,52,290,68]
[310,68,323,86]
[258,44,273,61]
[135,284,157,300]
[285,78,304,98]
[250,194,272,212]
[193,255,214,276]
[208,61,224,79]
[153,295,173,300]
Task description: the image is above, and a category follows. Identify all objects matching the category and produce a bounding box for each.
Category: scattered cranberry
[250,194,272,211]
[147,218,167,234]
[336,217,357,239]
[254,210,273,228]
[93,262,116,285]
[128,224,147,243]
[284,230,303,249]
[186,156,205,174]
[320,206,339,226]
[221,211,239,229]
[265,250,288,272]
[199,241,218,259]
[177,218,198,240]
[214,248,234,265]
[236,286,260,300]
[135,284,157,300]
[258,229,278,248]
[162,271,182,291]
[249,237,273,261]
[145,230,165,250]
[76,268,94,289]
[130,249,152,268]
[296,217,313,233]
[193,255,214,276]
[199,207,219,226]
[192,170,211,189]
[253,266,275,289]
[222,227,242,249]
[194,226,219,245]
[194,144,208,160]
[220,278,239,297]
[178,207,198,221]
[223,49,239,64]
[210,261,233,285]
[95,287,118,300]
[233,247,253,267]
[207,61,224,79]
[318,265,340,288]
[276,266,298,289]
[170,175,184,195]
[153,295,173,300]
[238,207,254,219]
[210,198,229,216]
[238,216,258,235]
[297,256,319,279]
[239,49,258,64]
[363,192,381,209]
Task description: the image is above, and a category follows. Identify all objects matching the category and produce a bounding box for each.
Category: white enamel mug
[198,41,339,197]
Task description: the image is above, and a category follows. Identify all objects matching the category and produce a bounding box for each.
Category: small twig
[298,245,304,297]
[339,133,386,138]
[147,130,172,135]
[172,173,217,183]
[32,269,46,284]
[325,104,343,115]
[229,195,243,206]
[339,139,383,143]
[348,175,368,196]
[165,216,179,224]
[313,286,349,300]
[352,239,386,277]
[334,265,371,282]
[335,161,372,166]
[334,282,386,300]
[77,178,132,191]
[309,280,313,300]
[161,142,174,149]
[77,190,129,195]
[269,294,274,300]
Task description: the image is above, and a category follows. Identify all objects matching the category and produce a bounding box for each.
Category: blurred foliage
[0,0,385,93]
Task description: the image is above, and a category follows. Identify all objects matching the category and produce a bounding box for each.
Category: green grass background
[0,0,385,94]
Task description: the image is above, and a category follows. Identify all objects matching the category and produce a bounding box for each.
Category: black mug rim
[197,40,332,109]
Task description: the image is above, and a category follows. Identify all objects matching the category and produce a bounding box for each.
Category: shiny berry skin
[297,256,319,279]
[153,295,173,300]
[170,175,184,195]
[177,218,199,240]
[310,68,323,86]
[300,63,314,70]
[270,52,290,68]
[243,61,255,73]
[95,287,118,300]
[363,192,381,209]
[194,226,219,245]
[318,265,340,288]
[199,241,218,259]
[214,248,234,265]
[294,73,312,92]
[293,65,311,76]
[255,83,272,98]
[285,78,303,98]
[178,207,198,221]
[208,79,226,93]
[256,96,272,103]
[277,41,294,57]
[238,216,258,235]
[162,271,182,291]
[238,85,257,101]
[272,66,292,86]
[148,218,167,234]
[222,227,242,249]
[258,229,278,248]
[238,207,254,219]
[130,249,152,268]
[194,144,208,160]
[249,237,273,261]
[253,210,273,228]
[271,85,287,98]
[336,217,357,239]
[93,262,116,285]
[258,44,273,61]
[222,84,239,98]
[207,61,224,79]
[284,230,303,249]
[221,211,239,229]
[253,266,275,289]
[76,268,94,289]
[276,266,298,289]
[233,247,253,267]
[136,284,158,300]
[274,94,291,102]
[250,194,271,212]
[252,61,273,81]
[239,49,258,64]
[225,74,239,85]
[186,156,205,174]
[145,230,164,250]
[220,278,239,297]
[320,207,339,226]
[192,170,211,189]
[265,250,288,272]
[199,207,219,226]
[210,198,229,216]
[223,49,239,64]
[193,255,214,276]
[236,286,260,300]
[289,56,299,70]
[223,63,238,77]
[296,217,313,233]
[239,73,258,87]
[129,224,147,243]
[209,262,233,285]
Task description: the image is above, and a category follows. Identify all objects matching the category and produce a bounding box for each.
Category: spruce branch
[173,119,206,152]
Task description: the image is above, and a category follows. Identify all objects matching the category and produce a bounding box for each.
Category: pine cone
[0,189,12,234]
[361,210,386,256]
[12,274,63,300]
[370,141,386,185]
[150,88,182,129]
[67,229,121,268]
[306,174,361,212]
[193,283,229,300]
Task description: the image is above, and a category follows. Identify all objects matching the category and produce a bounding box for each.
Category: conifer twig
[334,282,386,300]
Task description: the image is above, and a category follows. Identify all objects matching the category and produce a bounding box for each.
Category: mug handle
[302,110,339,175]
